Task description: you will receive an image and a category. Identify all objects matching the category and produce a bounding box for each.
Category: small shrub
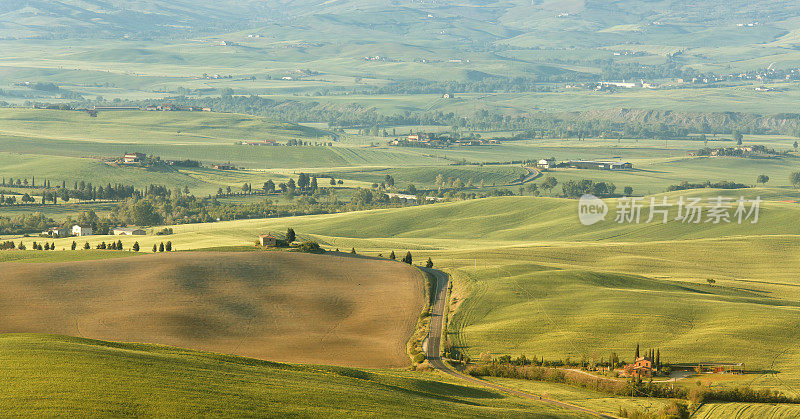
[297,241,324,254]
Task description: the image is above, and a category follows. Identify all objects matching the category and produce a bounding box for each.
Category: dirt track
[0,251,425,367]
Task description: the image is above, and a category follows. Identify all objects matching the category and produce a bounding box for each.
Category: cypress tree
[71,241,77,250]
[159,242,165,252]
[117,239,123,250]
[389,251,396,260]
[84,242,90,250]
[635,343,640,359]
[351,247,356,254]
[133,242,140,252]
[153,244,158,253]
[403,251,413,264]
[426,257,433,268]
[166,241,172,252]
[656,349,660,370]
[286,228,296,243]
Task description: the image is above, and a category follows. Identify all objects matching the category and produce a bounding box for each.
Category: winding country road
[509,166,542,186]
[423,269,615,418]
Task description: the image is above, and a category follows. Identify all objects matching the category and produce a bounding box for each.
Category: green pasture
[693,402,800,418]
[0,334,585,417]
[11,194,799,395]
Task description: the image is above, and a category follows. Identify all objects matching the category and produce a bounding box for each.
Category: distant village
[90,103,212,112]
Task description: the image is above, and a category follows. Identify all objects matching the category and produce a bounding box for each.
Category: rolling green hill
[5,192,800,409]
[0,334,586,417]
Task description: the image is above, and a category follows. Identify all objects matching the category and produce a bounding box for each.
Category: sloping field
[0,152,294,195]
[0,109,440,168]
[439,237,800,394]
[0,251,425,368]
[0,108,323,145]
[693,402,800,418]
[0,334,587,417]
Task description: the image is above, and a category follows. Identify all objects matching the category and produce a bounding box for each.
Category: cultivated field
[0,251,425,367]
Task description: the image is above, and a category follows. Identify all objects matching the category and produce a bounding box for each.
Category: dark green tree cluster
[560,179,616,198]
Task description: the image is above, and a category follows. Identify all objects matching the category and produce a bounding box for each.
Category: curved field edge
[0,334,590,418]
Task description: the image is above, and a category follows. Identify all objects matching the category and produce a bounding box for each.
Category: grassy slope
[0,251,424,368]
[0,109,439,169]
[0,152,296,196]
[5,194,800,399]
[0,334,586,417]
[483,377,671,417]
[693,402,800,418]
[21,192,800,250]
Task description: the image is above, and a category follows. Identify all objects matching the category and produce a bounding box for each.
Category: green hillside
[0,334,586,417]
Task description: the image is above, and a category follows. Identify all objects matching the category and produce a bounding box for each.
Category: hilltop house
[259,233,278,247]
[72,225,93,236]
[112,227,146,236]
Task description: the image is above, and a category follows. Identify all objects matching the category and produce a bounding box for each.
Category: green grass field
[482,377,671,417]
[0,109,444,170]
[7,194,800,400]
[693,402,800,418]
[5,1,800,414]
[0,334,587,417]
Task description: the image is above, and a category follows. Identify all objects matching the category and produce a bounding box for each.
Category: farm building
[537,158,556,169]
[122,152,146,164]
[72,225,93,236]
[213,164,237,170]
[632,357,653,377]
[112,227,146,236]
[259,234,278,247]
[566,160,633,170]
[42,227,67,238]
[243,139,279,146]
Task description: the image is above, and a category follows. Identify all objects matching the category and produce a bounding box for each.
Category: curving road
[423,268,615,418]
[509,166,542,186]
